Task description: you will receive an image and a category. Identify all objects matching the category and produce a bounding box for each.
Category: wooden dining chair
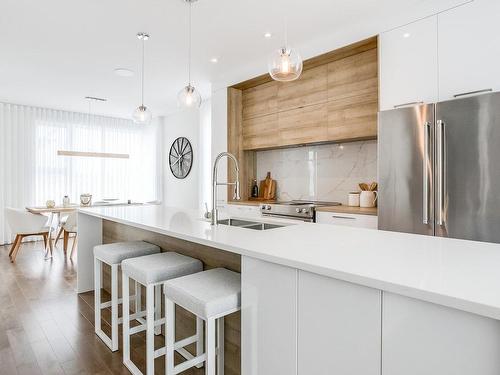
[4,208,52,262]
[62,212,77,258]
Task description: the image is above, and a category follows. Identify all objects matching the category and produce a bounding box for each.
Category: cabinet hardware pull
[423,121,431,225]
[331,215,356,220]
[453,88,492,98]
[393,101,424,109]
[436,120,445,226]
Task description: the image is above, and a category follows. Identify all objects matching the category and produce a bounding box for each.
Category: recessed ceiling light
[210,57,218,63]
[114,68,134,77]
[403,32,411,38]
[264,32,272,38]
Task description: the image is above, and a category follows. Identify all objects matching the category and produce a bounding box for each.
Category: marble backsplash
[256,140,377,205]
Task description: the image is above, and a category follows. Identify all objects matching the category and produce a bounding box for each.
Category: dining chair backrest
[4,208,49,235]
[63,212,78,233]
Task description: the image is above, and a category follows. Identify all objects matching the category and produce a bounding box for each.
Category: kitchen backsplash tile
[256,140,377,204]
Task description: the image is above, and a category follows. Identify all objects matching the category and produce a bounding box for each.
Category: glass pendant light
[268,19,303,82]
[132,32,152,125]
[177,0,202,109]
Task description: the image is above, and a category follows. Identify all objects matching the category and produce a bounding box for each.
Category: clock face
[169,137,193,179]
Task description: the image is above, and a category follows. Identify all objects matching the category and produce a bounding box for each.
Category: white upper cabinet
[379,16,438,111]
[439,0,500,101]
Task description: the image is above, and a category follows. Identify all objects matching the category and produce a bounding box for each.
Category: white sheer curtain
[0,102,161,245]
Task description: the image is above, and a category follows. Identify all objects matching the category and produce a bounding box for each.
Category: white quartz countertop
[79,205,500,320]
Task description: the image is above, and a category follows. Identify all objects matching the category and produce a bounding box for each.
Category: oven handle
[261,213,314,223]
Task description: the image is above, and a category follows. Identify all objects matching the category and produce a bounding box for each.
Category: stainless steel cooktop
[260,200,341,221]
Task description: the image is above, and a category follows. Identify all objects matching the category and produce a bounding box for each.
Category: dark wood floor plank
[0,240,232,375]
[30,338,65,375]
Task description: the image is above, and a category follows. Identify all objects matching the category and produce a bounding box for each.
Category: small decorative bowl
[46,200,55,208]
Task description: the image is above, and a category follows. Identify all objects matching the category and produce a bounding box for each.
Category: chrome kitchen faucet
[211,152,241,225]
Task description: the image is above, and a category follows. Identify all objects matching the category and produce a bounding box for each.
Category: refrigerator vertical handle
[423,121,431,224]
[436,120,445,225]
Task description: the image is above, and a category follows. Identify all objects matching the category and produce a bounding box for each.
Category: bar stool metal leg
[94,258,102,340]
[217,317,224,375]
[166,299,175,375]
[196,317,204,369]
[111,264,119,351]
[154,284,162,335]
[146,284,155,375]
[123,274,131,366]
[207,317,216,375]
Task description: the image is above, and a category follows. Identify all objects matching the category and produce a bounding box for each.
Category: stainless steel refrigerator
[378,91,500,243]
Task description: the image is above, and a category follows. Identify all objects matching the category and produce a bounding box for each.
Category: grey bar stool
[163,268,241,375]
[93,240,160,351]
[121,252,203,375]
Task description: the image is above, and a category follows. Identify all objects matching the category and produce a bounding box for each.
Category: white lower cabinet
[298,271,382,375]
[382,292,500,375]
[241,257,297,375]
[316,211,378,229]
[226,204,262,219]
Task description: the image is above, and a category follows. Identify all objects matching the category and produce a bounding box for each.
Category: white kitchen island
[78,205,500,375]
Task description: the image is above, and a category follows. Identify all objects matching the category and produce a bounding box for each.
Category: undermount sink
[217,218,287,230]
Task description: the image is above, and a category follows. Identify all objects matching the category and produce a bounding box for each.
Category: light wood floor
[0,240,203,375]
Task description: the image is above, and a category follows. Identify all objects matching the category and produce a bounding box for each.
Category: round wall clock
[169,137,193,179]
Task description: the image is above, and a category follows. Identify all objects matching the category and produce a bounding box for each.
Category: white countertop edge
[79,208,500,321]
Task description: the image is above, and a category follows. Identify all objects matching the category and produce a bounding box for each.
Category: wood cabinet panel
[242,81,277,120]
[327,94,378,141]
[277,65,328,111]
[328,48,378,101]
[242,113,279,150]
[278,103,328,146]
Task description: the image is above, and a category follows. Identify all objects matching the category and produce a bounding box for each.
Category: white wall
[162,110,200,209]
[210,88,228,205]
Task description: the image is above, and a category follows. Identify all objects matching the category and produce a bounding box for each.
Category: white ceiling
[0,0,465,119]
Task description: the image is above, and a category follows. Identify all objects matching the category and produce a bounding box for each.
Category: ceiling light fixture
[264,32,272,38]
[403,32,411,38]
[268,18,302,82]
[210,57,218,63]
[132,32,152,125]
[178,0,202,109]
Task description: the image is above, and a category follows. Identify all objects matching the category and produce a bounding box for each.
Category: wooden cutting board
[259,172,277,200]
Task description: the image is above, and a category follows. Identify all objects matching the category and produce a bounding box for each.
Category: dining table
[25,201,144,247]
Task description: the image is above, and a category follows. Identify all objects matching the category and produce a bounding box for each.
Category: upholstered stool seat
[93,240,160,352]
[164,268,241,319]
[121,252,203,375]
[121,252,202,285]
[164,268,241,375]
[94,240,160,264]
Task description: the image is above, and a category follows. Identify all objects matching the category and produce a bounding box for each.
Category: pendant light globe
[268,47,303,82]
[178,0,202,109]
[177,84,202,109]
[132,105,152,125]
[132,32,152,125]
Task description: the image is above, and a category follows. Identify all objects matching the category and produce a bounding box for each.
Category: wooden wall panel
[228,88,257,201]
[327,95,378,140]
[242,81,278,120]
[242,113,280,150]
[327,48,378,101]
[277,65,328,112]
[102,220,241,375]
[278,103,328,146]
